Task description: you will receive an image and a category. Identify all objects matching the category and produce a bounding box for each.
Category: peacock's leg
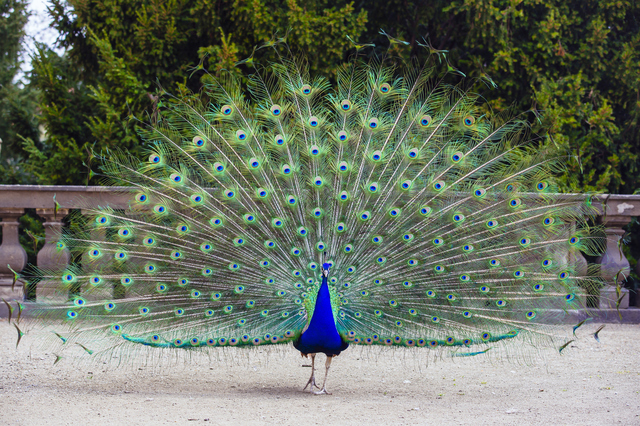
[314,355,334,395]
[302,353,319,392]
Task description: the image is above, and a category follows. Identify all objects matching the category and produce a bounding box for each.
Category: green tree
[21,44,99,184]
[360,0,640,194]
[22,0,367,185]
[0,0,39,183]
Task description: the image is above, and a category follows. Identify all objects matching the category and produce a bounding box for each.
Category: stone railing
[0,186,129,304]
[1,185,639,318]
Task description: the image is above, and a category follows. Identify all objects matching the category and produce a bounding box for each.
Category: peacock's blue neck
[293,275,348,356]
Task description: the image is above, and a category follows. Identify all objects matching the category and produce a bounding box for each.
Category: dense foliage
[0,0,39,183]
[4,0,638,195]
[363,1,640,195]
[15,0,368,184]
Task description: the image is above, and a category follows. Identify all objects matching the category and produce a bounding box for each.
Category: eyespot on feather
[270,104,282,116]
[463,115,475,126]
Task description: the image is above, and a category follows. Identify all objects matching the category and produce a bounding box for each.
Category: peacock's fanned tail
[27,49,602,359]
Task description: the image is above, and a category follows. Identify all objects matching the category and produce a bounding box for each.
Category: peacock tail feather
[25,46,602,361]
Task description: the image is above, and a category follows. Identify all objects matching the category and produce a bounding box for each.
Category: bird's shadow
[232,386,312,397]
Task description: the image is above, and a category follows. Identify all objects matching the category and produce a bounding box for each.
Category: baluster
[35,208,70,301]
[634,248,640,308]
[112,206,149,300]
[566,220,590,308]
[568,247,590,308]
[596,215,630,309]
[0,208,27,304]
[81,209,113,300]
[549,246,589,309]
[634,260,640,308]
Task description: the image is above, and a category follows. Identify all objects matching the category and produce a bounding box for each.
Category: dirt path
[1,320,638,425]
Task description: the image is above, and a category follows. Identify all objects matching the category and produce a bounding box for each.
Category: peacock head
[322,263,331,277]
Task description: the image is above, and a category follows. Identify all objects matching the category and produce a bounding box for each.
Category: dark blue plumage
[294,267,349,357]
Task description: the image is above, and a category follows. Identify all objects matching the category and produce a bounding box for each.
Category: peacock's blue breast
[294,278,348,356]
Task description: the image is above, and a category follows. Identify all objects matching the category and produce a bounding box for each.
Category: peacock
[16,41,602,395]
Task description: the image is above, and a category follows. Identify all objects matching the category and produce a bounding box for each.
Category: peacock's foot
[302,353,319,392]
[311,355,334,395]
[313,387,331,395]
[302,375,320,391]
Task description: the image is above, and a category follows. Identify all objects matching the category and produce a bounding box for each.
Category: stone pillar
[596,215,630,309]
[0,208,27,303]
[568,247,590,308]
[568,247,589,277]
[80,209,112,300]
[35,208,70,301]
[635,255,640,308]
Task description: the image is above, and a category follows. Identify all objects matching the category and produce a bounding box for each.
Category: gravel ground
[1,319,639,425]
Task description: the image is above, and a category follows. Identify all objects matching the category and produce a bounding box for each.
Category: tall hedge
[7,0,640,196]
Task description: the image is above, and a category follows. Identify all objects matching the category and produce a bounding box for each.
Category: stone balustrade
[1,185,639,319]
[0,185,129,305]
[589,194,639,311]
